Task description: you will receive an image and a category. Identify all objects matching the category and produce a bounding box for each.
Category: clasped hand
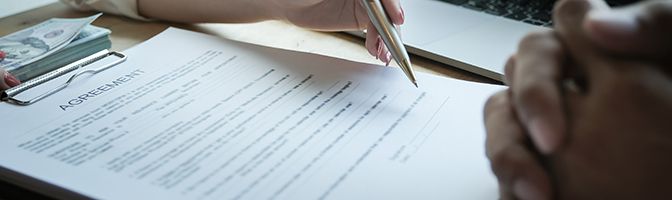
[484,0,672,199]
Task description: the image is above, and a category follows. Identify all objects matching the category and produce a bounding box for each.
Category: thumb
[583,0,672,61]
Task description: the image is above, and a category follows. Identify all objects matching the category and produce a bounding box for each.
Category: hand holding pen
[358,0,405,64]
[249,0,404,64]
[361,0,417,87]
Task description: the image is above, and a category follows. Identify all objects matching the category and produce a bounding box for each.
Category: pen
[361,0,418,87]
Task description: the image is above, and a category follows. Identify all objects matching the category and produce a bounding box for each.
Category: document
[0,28,502,199]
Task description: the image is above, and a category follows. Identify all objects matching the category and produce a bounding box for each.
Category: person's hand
[546,0,672,198]
[281,0,404,64]
[507,0,672,156]
[484,30,561,200]
[583,0,672,65]
[485,0,672,199]
[0,51,21,90]
[138,0,404,64]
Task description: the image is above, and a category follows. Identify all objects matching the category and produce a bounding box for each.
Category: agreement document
[0,28,501,199]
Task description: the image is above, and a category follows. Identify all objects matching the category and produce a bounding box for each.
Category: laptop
[353,0,635,81]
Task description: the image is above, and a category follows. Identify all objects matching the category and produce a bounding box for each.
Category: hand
[281,0,404,64]
[508,0,672,156]
[485,0,672,199]
[547,0,672,198]
[484,30,561,200]
[583,0,672,64]
[0,51,21,90]
[138,0,404,64]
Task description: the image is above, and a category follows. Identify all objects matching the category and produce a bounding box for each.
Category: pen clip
[1,50,127,106]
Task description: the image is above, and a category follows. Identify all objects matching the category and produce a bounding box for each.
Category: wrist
[267,0,325,26]
[260,0,291,21]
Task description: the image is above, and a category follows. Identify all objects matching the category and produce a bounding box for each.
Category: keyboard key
[532,11,551,22]
[462,3,484,11]
[439,0,596,27]
[484,8,504,16]
[469,0,490,9]
[523,19,546,26]
[440,0,468,5]
[484,1,507,15]
[505,12,528,21]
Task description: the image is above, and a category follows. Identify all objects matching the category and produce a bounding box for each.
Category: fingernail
[380,50,388,63]
[587,9,638,37]
[386,52,392,65]
[529,118,557,154]
[400,8,405,24]
[4,72,21,87]
[514,178,546,200]
[377,39,384,60]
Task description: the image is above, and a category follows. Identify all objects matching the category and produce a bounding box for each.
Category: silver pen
[361,0,417,87]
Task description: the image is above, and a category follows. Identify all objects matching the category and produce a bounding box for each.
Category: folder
[1,50,126,105]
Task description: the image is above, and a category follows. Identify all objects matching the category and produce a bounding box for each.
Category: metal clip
[1,50,127,105]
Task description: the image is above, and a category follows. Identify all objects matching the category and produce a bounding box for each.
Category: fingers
[362,0,400,63]
[1,50,20,90]
[583,0,672,61]
[503,55,516,86]
[380,0,404,25]
[510,31,567,154]
[365,22,379,57]
[1,69,21,90]
[553,0,610,77]
[365,22,391,63]
[484,90,553,200]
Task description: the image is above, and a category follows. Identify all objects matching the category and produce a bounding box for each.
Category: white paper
[0,28,502,199]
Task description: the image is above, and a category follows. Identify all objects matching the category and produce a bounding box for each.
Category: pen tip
[413,81,418,88]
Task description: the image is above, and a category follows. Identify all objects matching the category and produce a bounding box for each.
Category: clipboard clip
[1,50,127,106]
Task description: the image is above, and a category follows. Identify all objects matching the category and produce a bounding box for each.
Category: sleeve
[59,0,152,21]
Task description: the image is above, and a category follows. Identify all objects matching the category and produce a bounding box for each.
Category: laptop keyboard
[439,0,637,27]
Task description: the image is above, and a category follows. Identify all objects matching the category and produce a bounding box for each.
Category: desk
[0,2,499,199]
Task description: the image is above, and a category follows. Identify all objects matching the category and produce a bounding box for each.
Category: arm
[136,0,403,63]
[61,0,403,63]
[137,0,284,23]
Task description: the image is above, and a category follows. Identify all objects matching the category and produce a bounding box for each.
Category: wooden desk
[0,2,499,199]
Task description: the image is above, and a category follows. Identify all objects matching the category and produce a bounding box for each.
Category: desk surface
[0,2,499,199]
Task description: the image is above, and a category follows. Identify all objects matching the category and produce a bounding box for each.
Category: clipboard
[1,49,127,106]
